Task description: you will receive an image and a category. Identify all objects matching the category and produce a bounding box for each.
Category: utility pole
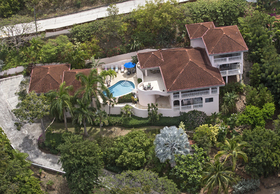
[34,5,38,37]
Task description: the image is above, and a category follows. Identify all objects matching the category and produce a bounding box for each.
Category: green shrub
[118,93,133,103]
[137,78,142,83]
[106,130,153,170]
[40,131,64,154]
[220,82,244,97]
[232,179,260,194]
[193,124,219,153]
[181,110,207,131]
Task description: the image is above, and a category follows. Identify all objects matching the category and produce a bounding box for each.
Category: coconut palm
[72,99,95,136]
[202,160,238,194]
[76,69,107,109]
[154,126,190,167]
[104,89,116,116]
[222,92,238,114]
[90,56,105,68]
[47,82,73,131]
[95,110,108,130]
[215,138,248,171]
[106,69,117,82]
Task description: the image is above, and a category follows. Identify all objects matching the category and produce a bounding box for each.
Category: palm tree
[47,82,73,131]
[72,99,95,136]
[222,92,238,114]
[202,160,238,194]
[106,69,117,82]
[76,69,107,109]
[95,110,108,130]
[104,89,116,116]
[121,104,133,118]
[90,56,105,68]
[215,138,248,171]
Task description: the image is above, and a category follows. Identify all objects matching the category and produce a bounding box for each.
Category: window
[181,97,203,105]
[211,87,217,94]
[205,98,213,103]
[173,100,180,106]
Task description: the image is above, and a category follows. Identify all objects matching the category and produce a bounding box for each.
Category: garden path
[0,75,62,171]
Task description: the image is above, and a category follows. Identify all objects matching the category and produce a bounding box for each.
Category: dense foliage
[172,145,209,193]
[98,169,180,194]
[0,128,43,194]
[232,179,260,194]
[58,134,103,194]
[181,110,208,131]
[106,130,153,170]
[193,124,219,153]
[242,127,280,178]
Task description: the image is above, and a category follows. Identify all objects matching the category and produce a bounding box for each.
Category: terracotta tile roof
[203,25,248,55]
[63,69,92,95]
[29,64,70,93]
[137,48,225,92]
[185,22,215,39]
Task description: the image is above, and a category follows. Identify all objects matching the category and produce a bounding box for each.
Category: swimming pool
[107,80,135,97]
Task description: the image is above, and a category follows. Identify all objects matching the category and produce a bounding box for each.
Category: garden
[3,0,280,193]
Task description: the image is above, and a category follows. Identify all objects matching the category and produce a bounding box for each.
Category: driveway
[0,75,62,171]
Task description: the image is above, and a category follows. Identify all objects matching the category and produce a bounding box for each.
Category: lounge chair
[105,66,108,71]
[127,71,131,75]
[115,66,119,73]
[132,68,136,73]
[111,65,114,71]
[121,65,124,73]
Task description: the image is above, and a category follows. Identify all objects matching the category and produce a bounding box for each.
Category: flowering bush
[180,110,207,131]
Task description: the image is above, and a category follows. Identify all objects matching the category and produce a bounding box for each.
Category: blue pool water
[107,80,135,97]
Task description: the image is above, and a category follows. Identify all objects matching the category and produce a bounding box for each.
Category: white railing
[220,69,241,76]
[193,104,203,108]
[173,94,180,99]
[214,55,241,64]
[173,106,180,111]
[181,90,209,98]
[181,105,192,110]
[211,88,217,94]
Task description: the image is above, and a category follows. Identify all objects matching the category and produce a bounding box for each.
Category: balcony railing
[181,90,209,98]
[173,106,180,111]
[220,69,241,76]
[181,105,192,110]
[173,94,180,99]
[214,55,241,64]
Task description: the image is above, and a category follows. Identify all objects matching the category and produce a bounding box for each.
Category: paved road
[1,0,189,38]
[0,75,62,171]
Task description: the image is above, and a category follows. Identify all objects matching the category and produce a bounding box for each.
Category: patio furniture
[126,71,131,75]
[132,68,136,74]
[115,66,119,73]
[105,66,108,71]
[111,65,114,71]
[121,65,124,73]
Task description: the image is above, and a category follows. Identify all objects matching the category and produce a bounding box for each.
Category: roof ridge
[33,73,59,91]
[152,51,164,62]
[168,50,189,90]
[143,54,153,68]
[208,28,223,53]
[191,60,223,83]
[31,66,51,90]
[223,32,247,51]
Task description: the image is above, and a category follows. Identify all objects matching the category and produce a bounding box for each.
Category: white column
[145,70,147,76]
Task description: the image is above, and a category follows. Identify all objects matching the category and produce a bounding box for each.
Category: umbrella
[124,62,136,68]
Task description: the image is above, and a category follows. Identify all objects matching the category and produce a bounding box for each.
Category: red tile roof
[63,69,92,95]
[185,22,215,39]
[29,64,70,93]
[137,48,225,92]
[186,22,248,55]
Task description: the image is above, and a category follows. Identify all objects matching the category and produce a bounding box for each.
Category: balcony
[214,56,242,64]
[181,90,209,98]
[220,68,241,76]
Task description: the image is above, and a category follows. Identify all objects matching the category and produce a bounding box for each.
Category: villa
[134,22,248,116]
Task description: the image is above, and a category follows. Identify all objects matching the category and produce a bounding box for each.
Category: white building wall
[190,38,205,48]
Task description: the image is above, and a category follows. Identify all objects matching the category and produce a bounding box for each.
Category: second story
[185,22,248,77]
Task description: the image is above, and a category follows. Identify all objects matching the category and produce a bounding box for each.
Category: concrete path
[0,75,62,171]
[1,0,189,37]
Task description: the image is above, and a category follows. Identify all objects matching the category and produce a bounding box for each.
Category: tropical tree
[121,104,133,118]
[154,126,190,167]
[215,138,248,171]
[148,103,162,124]
[94,110,108,130]
[104,89,116,116]
[72,99,95,136]
[76,68,107,109]
[12,91,50,140]
[202,160,238,194]
[221,92,238,114]
[47,82,73,131]
[90,56,105,68]
[58,134,103,194]
[106,69,117,82]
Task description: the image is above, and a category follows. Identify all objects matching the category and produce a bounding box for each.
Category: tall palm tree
[222,92,238,114]
[72,99,95,136]
[76,69,107,109]
[104,89,116,116]
[47,82,73,131]
[90,56,105,68]
[106,69,117,82]
[202,160,238,194]
[215,138,248,171]
[95,110,108,130]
